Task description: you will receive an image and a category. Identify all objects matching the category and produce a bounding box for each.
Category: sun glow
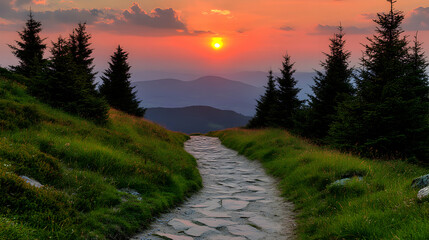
[211,37,223,50]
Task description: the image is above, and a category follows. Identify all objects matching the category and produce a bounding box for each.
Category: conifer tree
[308,26,354,140]
[276,54,302,129]
[69,23,97,91]
[99,45,146,117]
[248,70,278,128]
[9,11,46,78]
[48,37,109,123]
[330,1,429,160]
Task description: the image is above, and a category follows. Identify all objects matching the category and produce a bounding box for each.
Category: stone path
[131,136,296,240]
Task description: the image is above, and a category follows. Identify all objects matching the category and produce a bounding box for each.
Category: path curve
[131,136,296,240]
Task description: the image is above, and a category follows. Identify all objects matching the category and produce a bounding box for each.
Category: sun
[211,37,223,50]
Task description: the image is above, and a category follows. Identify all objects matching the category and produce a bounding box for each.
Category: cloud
[202,9,232,18]
[1,2,210,36]
[95,3,210,36]
[36,8,106,25]
[311,24,371,35]
[12,0,32,7]
[119,3,186,30]
[404,7,429,31]
[279,26,294,31]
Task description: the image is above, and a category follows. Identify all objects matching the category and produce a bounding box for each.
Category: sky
[1,0,429,82]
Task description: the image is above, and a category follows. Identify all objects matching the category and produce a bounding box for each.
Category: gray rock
[208,235,246,240]
[330,177,363,186]
[197,210,231,218]
[417,186,429,200]
[184,225,217,237]
[249,215,282,233]
[168,218,197,231]
[194,218,237,228]
[234,196,265,201]
[119,188,140,196]
[222,200,249,210]
[227,225,266,240]
[19,176,43,188]
[246,186,266,192]
[154,232,193,240]
[412,174,429,189]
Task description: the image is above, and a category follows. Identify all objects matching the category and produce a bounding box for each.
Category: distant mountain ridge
[132,74,315,116]
[133,76,264,116]
[145,106,251,134]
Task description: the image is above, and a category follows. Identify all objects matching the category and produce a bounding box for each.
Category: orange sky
[1,0,429,79]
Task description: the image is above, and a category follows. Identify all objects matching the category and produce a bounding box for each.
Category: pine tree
[69,23,97,92]
[330,1,429,160]
[99,45,146,117]
[48,37,109,123]
[9,11,46,78]
[308,26,354,140]
[248,70,278,128]
[400,34,429,160]
[275,54,302,129]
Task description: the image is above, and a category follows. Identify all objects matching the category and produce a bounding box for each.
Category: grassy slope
[210,129,429,240]
[0,75,202,239]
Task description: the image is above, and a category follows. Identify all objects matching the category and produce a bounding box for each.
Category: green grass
[209,128,429,240]
[0,75,202,239]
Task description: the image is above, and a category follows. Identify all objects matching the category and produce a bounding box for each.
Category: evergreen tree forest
[249,1,429,162]
[7,13,146,124]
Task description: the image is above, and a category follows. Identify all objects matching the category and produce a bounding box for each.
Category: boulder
[411,174,429,189]
[330,176,363,187]
[19,176,43,188]
[417,186,429,200]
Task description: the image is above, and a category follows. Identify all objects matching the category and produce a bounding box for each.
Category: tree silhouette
[69,23,97,92]
[248,70,278,128]
[330,1,429,161]
[276,54,302,129]
[99,45,146,117]
[307,26,354,140]
[48,37,109,123]
[9,11,46,78]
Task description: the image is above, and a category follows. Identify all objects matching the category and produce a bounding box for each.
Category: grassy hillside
[210,129,429,239]
[0,73,202,239]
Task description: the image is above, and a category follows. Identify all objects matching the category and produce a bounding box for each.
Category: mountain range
[133,76,264,116]
[132,73,315,116]
[145,106,251,134]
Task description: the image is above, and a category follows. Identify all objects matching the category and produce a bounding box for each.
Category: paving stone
[200,199,221,210]
[184,225,217,237]
[227,225,266,240]
[208,235,246,240]
[194,218,237,228]
[197,210,231,218]
[168,218,197,231]
[189,204,209,208]
[222,199,249,210]
[236,211,257,218]
[234,196,265,201]
[249,215,282,233]
[153,232,193,240]
[132,136,295,240]
[247,186,266,192]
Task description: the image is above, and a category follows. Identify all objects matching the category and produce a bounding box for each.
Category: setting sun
[211,37,223,50]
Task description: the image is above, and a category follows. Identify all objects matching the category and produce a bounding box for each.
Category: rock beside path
[417,186,429,200]
[412,174,429,189]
